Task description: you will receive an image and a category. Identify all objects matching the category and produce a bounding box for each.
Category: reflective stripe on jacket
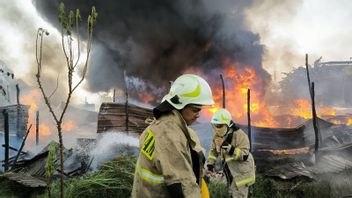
[132,110,200,198]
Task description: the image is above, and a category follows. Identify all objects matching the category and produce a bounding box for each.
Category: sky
[246,0,352,81]
[0,0,351,104]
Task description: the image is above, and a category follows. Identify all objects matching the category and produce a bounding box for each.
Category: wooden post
[124,71,129,132]
[16,84,20,105]
[3,110,9,171]
[36,111,39,145]
[305,54,312,97]
[113,89,116,103]
[311,82,321,161]
[220,74,226,108]
[247,89,252,152]
[16,84,21,138]
[305,54,322,162]
[12,124,32,169]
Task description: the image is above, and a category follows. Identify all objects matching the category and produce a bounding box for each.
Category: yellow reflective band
[235,175,255,188]
[221,114,230,121]
[180,83,200,98]
[141,129,155,160]
[225,156,235,163]
[225,148,241,162]
[234,147,241,160]
[136,163,165,184]
[208,154,217,161]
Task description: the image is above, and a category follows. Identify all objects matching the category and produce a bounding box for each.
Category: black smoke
[33,0,269,101]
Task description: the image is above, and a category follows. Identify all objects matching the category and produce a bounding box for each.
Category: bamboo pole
[247,89,252,152]
[220,74,226,108]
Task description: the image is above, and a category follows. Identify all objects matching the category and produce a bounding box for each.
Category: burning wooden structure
[0,104,29,138]
[97,102,153,134]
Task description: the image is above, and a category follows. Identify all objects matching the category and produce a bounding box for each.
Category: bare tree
[35,3,97,198]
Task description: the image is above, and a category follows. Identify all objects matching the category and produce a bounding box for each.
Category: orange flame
[330,117,352,126]
[207,60,279,127]
[20,90,53,140]
[138,91,156,104]
[347,118,352,126]
[289,99,312,119]
[62,120,77,131]
[329,119,341,125]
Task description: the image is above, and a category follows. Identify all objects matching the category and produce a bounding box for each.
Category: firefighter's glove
[206,164,216,177]
[221,143,235,155]
[207,164,215,172]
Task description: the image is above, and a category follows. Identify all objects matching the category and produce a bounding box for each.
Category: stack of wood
[0,104,29,138]
[97,102,153,134]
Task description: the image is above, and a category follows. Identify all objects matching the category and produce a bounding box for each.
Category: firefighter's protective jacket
[132,110,201,198]
[207,127,255,188]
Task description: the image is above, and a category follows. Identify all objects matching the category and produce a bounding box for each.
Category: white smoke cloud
[89,132,139,169]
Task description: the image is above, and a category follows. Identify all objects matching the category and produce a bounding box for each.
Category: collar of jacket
[157,110,193,146]
[157,109,187,127]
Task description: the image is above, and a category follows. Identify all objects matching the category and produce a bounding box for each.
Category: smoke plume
[33,0,270,101]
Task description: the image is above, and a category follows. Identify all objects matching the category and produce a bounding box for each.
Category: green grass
[52,155,136,198]
[207,180,228,198]
[2,156,352,198]
[0,155,136,198]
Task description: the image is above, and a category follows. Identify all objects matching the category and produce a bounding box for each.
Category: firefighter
[132,74,214,198]
[206,108,255,198]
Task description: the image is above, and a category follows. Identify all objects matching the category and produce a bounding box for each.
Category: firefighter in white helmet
[132,74,214,198]
[206,108,255,198]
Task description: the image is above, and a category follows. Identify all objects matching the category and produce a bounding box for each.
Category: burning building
[0,61,29,171]
[0,61,29,138]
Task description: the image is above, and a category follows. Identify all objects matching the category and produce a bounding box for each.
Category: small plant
[45,141,57,198]
[36,2,97,198]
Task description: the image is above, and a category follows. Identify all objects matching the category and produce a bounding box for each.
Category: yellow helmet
[162,74,214,110]
[211,108,233,127]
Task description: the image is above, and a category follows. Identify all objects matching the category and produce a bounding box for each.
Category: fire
[206,60,279,127]
[39,124,52,136]
[329,119,341,125]
[20,89,41,111]
[288,99,338,122]
[289,99,312,119]
[347,118,352,126]
[329,117,352,126]
[138,91,155,104]
[186,60,350,128]
[62,120,77,131]
[20,89,53,140]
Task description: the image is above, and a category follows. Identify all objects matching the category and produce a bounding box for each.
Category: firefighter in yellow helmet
[132,74,214,198]
[207,108,255,198]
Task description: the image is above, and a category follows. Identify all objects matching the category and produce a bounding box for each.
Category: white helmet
[162,74,214,110]
[211,108,233,127]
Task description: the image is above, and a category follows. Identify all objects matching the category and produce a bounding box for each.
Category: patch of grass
[207,180,228,198]
[54,155,136,198]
